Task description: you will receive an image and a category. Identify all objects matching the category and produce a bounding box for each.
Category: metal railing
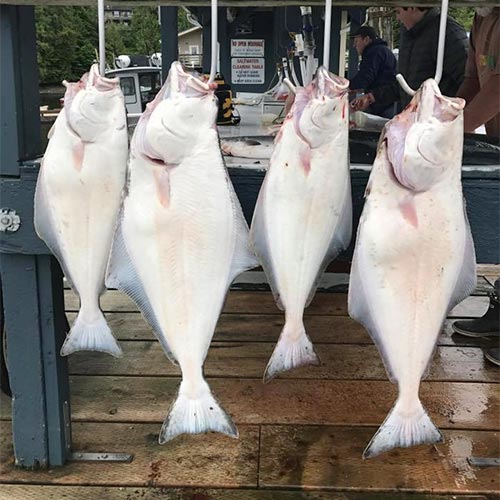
[178,53,203,67]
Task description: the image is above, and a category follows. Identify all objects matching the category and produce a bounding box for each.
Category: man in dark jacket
[349,25,397,118]
[351,7,468,113]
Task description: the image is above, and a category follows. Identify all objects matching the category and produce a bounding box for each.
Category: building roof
[178,26,202,38]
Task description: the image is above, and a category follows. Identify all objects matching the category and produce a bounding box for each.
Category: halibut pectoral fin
[249,189,284,310]
[305,185,352,308]
[34,174,79,294]
[348,248,397,383]
[158,380,238,443]
[363,398,443,459]
[106,213,177,364]
[448,207,477,311]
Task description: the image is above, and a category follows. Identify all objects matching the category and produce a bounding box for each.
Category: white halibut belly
[38,124,127,297]
[355,186,467,381]
[122,150,236,359]
[263,143,349,309]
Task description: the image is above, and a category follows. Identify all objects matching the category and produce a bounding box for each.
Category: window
[139,73,161,104]
[189,45,199,55]
[119,77,137,104]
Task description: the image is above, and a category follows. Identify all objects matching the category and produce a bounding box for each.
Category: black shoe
[485,347,500,366]
[452,290,500,338]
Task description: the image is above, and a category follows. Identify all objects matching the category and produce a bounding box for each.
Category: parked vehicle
[106,66,162,115]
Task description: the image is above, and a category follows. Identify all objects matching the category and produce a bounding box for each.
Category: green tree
[36,6,98,84]
[178,8,193,33]
[130,7,161,56]
[449,7,475,32]
[106,20,127,64]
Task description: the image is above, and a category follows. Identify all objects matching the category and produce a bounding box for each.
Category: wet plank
[477,264,500,286]
[64,290,346,316]
[64,290,490,318]
[3,378,497,430]
[0,485,492,500]
[67,312,487,348]
[259,426,500,494]
[67,342,500,383]
[0,421,259,488]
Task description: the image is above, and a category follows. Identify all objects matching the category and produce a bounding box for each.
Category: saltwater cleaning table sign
[231,39,265,84]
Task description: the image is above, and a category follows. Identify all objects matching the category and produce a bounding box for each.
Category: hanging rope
[97,0,105,76]
[397,0,449,96]
[207,0,218,84]
[323,0,332,70]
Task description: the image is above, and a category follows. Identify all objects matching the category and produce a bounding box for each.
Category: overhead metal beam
[0,0,496,7]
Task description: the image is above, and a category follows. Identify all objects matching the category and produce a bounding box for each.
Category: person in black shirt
[351,7,468,114]
[349,25,397,118]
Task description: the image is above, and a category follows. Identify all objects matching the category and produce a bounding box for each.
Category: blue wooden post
[0,6,71,468]
[160,7,178,82]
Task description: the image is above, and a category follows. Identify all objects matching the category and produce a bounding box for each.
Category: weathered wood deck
[0,266,499,499]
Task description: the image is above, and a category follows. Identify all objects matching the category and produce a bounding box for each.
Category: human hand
[350,93,375,112]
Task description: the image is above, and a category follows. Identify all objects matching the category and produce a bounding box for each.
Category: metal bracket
[0,208,21,233]
[468,457,500,467]
[63,401,72,453]
[69,452,134,463]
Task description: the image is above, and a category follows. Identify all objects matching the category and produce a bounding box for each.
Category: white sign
[230,39,265,57]
[231,58,265,84]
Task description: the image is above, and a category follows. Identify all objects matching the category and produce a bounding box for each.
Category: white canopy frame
[207,0,218,83]
[97,0,105,75]
[323,0,332,70]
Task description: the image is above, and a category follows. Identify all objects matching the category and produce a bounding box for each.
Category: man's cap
[350,25,378,40]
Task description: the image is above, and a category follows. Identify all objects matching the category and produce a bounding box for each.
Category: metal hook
[396,0,449,96]
[283,77,297,94]
[207,0,218,84]
[323,0,332,71]
[97,0,105,76]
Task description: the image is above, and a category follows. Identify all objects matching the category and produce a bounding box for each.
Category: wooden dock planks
[65,341,500,383]
[0,420,497,494]
[63,290,492,319]
[0,421,260,488]
[0,485,494,500]
[66,311,488,347]
[259,426,499,494]
[1,279,499,497]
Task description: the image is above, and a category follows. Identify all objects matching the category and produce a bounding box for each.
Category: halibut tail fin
[60,310,122,357]
[363,398,443,459]
[264,322,320,382]
[158,380,238,443]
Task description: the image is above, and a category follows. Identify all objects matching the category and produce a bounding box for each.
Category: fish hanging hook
[207,0,218,84]
[396,0,449,96]
[323,0,332,71]
[97,0,105,76]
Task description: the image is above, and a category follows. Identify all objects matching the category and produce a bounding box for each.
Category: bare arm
[456,76,481,104]
[463,74,500,133]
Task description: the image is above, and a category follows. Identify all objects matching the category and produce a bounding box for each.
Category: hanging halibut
[35,64,128,357]
[106,62,258,442]
[348,79,476,458]
[250,67,351,380]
